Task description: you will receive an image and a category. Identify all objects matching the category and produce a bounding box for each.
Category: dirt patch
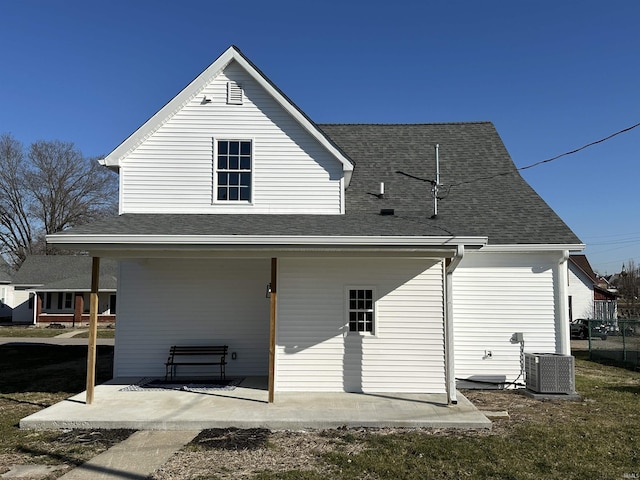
[152,430,343,479]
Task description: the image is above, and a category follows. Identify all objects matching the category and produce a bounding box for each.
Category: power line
[518,121,640,172]
[449,121,640,188]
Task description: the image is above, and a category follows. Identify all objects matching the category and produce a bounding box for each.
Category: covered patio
[20,376,491,431]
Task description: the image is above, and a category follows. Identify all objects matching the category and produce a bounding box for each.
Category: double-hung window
[347,288,375,334]
[215,140,252,202]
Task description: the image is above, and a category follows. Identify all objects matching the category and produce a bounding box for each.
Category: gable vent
[227,81,243,105]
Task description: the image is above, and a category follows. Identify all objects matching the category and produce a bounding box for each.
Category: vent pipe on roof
[432,144,440,218]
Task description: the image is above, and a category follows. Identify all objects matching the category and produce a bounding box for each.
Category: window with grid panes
[215,140,251,201]
[348,288,374,333]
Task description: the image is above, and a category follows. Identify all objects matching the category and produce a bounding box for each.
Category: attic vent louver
[227,81,243,105]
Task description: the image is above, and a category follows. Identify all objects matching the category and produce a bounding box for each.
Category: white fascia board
[230,52,354,183]
[100,46,354,184]
[47,234,487,248]
[480,243,585,253]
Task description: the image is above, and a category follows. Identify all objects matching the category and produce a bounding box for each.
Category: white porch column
[555,250,571,355]
[444,245,464,405]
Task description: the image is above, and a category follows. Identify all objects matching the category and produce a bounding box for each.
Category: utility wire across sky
[449,121,640,189]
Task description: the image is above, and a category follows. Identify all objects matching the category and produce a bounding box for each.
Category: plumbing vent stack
[433,144,440,218]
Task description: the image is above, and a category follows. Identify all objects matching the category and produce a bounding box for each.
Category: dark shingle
[12,256,118,290]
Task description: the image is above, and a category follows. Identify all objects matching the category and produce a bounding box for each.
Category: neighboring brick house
[10,255,117,325]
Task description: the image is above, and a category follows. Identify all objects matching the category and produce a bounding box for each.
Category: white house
[0,256,14,321]
[568,254,617,321]
[47,46,584,403]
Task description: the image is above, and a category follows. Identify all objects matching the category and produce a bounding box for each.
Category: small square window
[347,288,375,334]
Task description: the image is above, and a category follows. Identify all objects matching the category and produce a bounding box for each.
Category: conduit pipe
[444,244,464,405]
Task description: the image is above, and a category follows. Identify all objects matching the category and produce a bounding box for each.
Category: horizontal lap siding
[453,252,557,385]
[114,258,270,378]
[568,265,595,319]
[276,258,445,393]
[121,62,343,214]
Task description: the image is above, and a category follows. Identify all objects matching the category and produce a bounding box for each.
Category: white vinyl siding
[276,258,445,393]
[113,258,271,378]
[567,263,595,320]
[120,61,344,214]
[452,252,558,387]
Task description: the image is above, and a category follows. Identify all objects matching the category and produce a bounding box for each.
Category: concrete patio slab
[20,377,491,431]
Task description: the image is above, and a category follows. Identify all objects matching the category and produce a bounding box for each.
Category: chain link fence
[581,319,640,370]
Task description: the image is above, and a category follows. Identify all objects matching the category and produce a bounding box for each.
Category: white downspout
[556,250,571,355]
[444,245,464,405]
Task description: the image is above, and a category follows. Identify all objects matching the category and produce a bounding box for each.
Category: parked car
[570,319,607,340]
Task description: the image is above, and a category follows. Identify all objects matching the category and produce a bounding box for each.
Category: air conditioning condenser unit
[524,353,575,394]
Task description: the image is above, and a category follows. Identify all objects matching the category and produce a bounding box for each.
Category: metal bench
[164,345,228,381]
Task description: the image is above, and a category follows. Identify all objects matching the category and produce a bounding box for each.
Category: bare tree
[617,259,640,318]
[0,134,118,267]
[0,134,33,264]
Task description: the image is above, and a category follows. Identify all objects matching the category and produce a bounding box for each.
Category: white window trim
[212,138,254,205]
[345,286,377,337]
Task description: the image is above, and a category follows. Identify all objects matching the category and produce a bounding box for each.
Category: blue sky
[1,0,638,274]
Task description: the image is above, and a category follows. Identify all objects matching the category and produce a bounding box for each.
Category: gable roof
[101,45,354,185]
[48,122,582,249]
[569,254,598,283]
[11,255,117,291]
[569,254,617,300]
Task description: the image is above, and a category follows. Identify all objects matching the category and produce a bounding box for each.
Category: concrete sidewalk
[0,336,114,346]
[55,330,89,338]
[58,430,199,479]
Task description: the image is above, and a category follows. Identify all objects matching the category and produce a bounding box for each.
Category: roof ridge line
[317,121,493,126]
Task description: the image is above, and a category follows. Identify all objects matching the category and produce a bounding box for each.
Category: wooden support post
[86,257,100,405]
[268,258,277,403]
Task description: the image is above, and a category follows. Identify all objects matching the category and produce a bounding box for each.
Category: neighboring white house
[47,46,584,402]
[568,254,617,321]
[0,257,14,322]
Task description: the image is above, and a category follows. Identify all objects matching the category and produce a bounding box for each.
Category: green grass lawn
[0,326,115,338]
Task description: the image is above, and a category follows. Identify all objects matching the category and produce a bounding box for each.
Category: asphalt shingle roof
[52,123,580,246]
[12,256,117,290]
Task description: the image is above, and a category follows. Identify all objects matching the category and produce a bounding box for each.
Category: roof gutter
[46,234,488,248]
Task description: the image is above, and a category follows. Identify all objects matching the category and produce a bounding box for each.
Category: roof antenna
[431,144,440,218]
